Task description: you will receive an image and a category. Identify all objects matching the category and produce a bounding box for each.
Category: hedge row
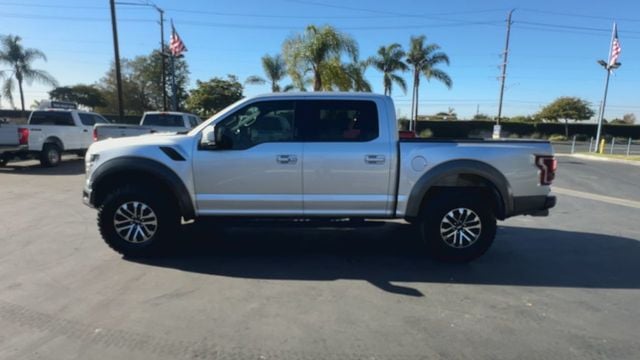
[401,120,640,140]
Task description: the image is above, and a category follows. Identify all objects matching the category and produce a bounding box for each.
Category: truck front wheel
[97,185,178,257]
[420,189,497,262]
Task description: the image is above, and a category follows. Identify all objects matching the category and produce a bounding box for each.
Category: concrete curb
[559,153,640,167]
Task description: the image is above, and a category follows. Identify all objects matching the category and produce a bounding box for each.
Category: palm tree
[371,43,408,96]
[283,25,358,91]
[245,54,288,92]
[406,35,451,130]
[0,35,57,112]
[345,60,372,92]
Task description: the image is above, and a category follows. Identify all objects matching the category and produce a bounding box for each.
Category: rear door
[192,100,303,215]
[300,99,394,216]
[29,111,82,150]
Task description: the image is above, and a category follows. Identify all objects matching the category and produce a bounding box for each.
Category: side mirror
[200,125,217,148]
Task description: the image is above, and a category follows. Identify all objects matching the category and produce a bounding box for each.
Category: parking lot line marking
[553,187,640,209]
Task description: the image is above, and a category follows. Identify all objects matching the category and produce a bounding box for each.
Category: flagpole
[171,53,178,111]
[594,22,617,152]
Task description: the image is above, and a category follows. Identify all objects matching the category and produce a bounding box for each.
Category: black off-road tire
[420,189,497,262]
[40,143,61,167]
[97,185,179,257]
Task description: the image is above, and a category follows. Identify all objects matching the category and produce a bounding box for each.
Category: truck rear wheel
[97,185,179,257]
[420,189,496,262]
[40,143,61,167]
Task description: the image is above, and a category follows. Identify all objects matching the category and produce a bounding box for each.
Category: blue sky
[1,0,638,120]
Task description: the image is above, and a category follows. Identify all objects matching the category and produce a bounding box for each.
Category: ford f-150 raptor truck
[83,93,557,262]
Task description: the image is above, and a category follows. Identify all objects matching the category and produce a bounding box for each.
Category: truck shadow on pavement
[129,222,640,297]
[0,158,84,175]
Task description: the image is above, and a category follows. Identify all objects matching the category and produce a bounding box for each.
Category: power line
[520,8,640,23]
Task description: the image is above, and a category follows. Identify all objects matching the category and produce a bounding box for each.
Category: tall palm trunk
[17,75,25,113]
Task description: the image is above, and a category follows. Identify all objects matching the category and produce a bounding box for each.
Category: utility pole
[109,0,124,121]
[495,9,514,138]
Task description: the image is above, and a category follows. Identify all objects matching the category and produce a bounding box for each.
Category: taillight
[399,130,416,139]
[535,155,557,186]
[18,127,29,145]
[93,128,98,141]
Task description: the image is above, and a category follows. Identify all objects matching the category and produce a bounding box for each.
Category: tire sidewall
[41,144,61,167]
[421,190,497,262]
[98,186,175,257]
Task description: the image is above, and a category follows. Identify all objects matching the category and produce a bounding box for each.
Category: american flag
[169,22,187,57]
[609,23,621,67]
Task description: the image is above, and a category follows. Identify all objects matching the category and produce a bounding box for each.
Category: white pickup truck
[93,111,201,141]
[0,104,110,167]
[83,93,557,262]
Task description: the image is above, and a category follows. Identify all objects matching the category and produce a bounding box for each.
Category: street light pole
[109,0,124,121]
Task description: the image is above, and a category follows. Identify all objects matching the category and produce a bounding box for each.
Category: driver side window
[217,100,296,150]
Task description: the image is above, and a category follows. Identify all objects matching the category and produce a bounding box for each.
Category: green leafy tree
[49,84,106,110]
[245,54,289,92]
[473,113,492,121]
[371,43,408,96]
[185,75,243,118]
[536,97,595,137]
[96,50,189,115]
[406,35,452,124]
[0,35,58,112]
[283,25,359,91]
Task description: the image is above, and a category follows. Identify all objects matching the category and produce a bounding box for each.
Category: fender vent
[159,146,186,161]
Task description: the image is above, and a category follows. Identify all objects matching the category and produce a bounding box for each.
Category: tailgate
[95,124,153,141]
[0,125,19,146]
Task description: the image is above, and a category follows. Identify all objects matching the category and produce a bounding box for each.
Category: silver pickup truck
[83,93,556,262]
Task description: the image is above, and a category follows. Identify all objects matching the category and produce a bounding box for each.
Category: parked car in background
[83,93,557,262]
[0,101,109,167]
[93,111,201,141]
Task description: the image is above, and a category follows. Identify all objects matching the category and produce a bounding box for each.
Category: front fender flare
[90,157,195,220]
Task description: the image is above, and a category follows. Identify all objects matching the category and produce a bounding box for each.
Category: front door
[300,99,393,216]
[193,100,303,215]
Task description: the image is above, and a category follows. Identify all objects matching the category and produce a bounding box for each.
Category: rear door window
[143,114,184,127]
[300,100,379,142]
[79,113,95,126]
[29,111,75,126]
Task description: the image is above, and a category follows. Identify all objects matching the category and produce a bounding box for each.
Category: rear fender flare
[405,159,513,219]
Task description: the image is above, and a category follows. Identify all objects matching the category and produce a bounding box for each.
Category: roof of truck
[251,92,390,100]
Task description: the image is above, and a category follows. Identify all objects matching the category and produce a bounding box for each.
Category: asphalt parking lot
[1,154,639,359]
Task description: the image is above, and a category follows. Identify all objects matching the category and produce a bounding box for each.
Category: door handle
[365,154,386,164]
[276,154,298,164]
[83,129,88,132]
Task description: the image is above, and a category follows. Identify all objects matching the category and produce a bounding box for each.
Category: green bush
[548,134,568,141]
[526,132,544,139]
[418,128,433,138]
